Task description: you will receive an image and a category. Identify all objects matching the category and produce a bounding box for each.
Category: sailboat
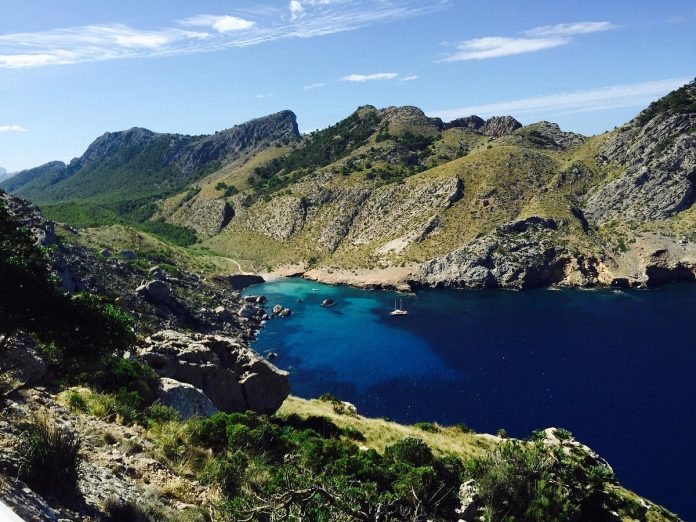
[390,298,408,316]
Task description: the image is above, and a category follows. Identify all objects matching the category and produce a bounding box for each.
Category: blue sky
[0,0,694,172]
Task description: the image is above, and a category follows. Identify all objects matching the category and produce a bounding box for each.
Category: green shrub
[16,415,81,498]
[145,404,180,425]
[199,452,249,496]
[413,421,440,433]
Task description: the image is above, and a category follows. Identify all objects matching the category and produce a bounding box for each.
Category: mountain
[0,189,682,521]
[0,167,7,182]
[5,79,696,290]
[1,110,299,225]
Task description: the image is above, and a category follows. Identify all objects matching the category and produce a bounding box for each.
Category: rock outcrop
[586,80,696,223]
[481,115,522,137]
[138,330,289,414]
[158,377,219,420]
[417,217,569,289]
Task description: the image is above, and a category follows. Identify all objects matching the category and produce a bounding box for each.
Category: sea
[245,278,696,519]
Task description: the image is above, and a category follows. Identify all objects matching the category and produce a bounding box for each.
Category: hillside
[4,79,696,290]
[0,189,681,521]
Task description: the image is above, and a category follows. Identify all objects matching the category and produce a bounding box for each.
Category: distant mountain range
[0,167,9,183]
[3,78,695,290]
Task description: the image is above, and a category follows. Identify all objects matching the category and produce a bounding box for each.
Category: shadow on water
[247,278,696,519]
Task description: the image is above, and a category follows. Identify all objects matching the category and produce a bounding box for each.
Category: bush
[413,421,440,433]
[199,452,248,497]
[145,404,180,425]
[16,415,81,498]
[103,498,164,522]
[467,439,615,521]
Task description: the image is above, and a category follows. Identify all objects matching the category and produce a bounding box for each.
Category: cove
[245,278,696,519]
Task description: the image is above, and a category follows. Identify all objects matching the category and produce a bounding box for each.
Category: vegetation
[15,415,81,498]
[468,436,615,521]
[637,82,696,125]
[248,109,381,191]
[0,195,134,373]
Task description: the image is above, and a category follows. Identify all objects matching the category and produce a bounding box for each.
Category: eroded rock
[138,330,289,414]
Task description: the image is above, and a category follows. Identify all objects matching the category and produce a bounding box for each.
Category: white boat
[390,299,408,316]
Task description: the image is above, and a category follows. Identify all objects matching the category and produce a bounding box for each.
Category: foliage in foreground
[15,415,81,499]
[141,410,628,522]
[0,194,135,373]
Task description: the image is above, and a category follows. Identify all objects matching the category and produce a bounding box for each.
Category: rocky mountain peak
[481,116,522,137]
[81,127,159,163]
[379,106,444,132]
[445,115,485,131]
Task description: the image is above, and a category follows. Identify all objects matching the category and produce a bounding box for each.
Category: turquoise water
[246,278,696,519]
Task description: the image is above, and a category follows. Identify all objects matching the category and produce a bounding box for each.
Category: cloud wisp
[0,1,440,69]
[341,72,399,82]
[0,125,28,133]
[442,20,615,62]
[428,78,689,121]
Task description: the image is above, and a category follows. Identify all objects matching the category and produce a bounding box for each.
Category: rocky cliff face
[586,82,696,223]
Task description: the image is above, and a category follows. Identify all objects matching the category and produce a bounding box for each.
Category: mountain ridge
[4,78,696,290]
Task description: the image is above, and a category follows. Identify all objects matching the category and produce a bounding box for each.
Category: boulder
[0,335,47,387]
[272,304,283,315]
[100,248,111,257]
[238,303,258,319]
[256,295,267,304]
[121,250,136,260]
[0,476,58,521]
[278,308,292,317]
[136,280,171,303]
[158,377,219,420]
[138,330,289,414]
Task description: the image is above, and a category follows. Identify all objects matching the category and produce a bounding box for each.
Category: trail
[224,257,253,275]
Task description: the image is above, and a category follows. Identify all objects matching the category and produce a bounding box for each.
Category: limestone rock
[445,115,485,131]
[481,116,522,137]
[136,280,171,303]
[169,198,232,236]
[417,217,568,289]
[238,303,259,319]
[0,335,47,388]
[138,330,289,414]
[456,479,483,521]
[158,377,219,420]
[0,476,58,521]
[585,80,696,223]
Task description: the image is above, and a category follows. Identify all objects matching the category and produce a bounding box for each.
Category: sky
[0,0,694,172]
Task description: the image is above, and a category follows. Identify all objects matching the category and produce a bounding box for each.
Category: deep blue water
[245,278,696,519]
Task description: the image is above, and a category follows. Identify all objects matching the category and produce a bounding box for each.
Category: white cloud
[341,72,398,82]
[179,15,255,33]
[290,0,305,20]
[0,125,28,133]
[0,1,439,68]
[442,20,615,62]
[428,78,690,121]
[523,21,616,37]
[400,74,418,81]
[443,36,568,61]
[303,82,327,90]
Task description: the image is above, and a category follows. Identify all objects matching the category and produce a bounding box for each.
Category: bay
[246,278,696,519]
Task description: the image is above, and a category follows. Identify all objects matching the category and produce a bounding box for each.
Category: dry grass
[278,396,497,460]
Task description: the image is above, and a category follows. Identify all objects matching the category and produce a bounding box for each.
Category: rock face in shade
[138,330,289,414]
